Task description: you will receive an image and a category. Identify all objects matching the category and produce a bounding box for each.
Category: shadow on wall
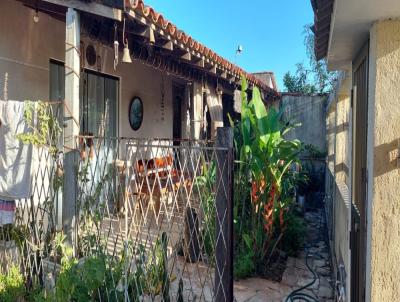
[326,122,349,135]
[374,139,400,177]
[335,162,349,175]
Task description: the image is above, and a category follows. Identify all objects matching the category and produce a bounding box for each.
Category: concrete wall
[367,19,400,302]
[281,94,327,152]
[0,0,225,142]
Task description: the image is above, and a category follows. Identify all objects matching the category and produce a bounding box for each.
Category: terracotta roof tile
[125,0,280,99]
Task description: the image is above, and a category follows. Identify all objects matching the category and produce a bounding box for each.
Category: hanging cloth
[0,100,34,200]
[0,199,16,226]
[205,91,223,122]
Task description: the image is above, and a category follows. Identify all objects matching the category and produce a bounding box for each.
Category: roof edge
[125,0,280,99]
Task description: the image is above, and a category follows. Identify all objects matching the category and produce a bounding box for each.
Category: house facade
[312,0,400,301]
[0,0,279,143]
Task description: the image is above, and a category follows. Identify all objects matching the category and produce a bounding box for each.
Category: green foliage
[283,25,337,94]
[283,63,318,94]
[146,233,170,297]
[233,77,303,278]
[280,212,306,257]
[0,265,25,302]
[17,101,62,156]
[233,247,255,280]
[194,160,217,262]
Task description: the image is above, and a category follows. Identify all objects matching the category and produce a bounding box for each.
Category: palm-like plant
[234,77,302,265]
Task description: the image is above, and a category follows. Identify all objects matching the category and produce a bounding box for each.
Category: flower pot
[297,195,306,214]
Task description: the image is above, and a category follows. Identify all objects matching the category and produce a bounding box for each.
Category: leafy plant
[279,211,306,257]
[194,160,217,262]
[233,77,303,278]
[0,265,25,302]
[17,101,62,156]
[233,246,255,279]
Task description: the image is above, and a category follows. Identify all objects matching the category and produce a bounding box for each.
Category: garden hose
[284,250,321,302]
[284,208,330,302]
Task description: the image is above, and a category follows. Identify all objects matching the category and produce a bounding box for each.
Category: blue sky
[142,0,314,91]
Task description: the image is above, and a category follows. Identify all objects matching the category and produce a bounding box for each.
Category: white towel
[0,100,34,199]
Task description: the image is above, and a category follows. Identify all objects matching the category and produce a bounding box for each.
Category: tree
[283,63,317,94]
[283,25,337,94]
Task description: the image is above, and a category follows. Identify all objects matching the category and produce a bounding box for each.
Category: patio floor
[233,209,335,302]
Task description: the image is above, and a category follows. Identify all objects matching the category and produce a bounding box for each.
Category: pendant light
[33,0,39,23]
[122,17,132,63]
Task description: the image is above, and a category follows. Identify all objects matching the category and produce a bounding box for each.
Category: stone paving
[234,209,335,302]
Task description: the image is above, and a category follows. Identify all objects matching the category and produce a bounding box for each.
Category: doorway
[172,84,185,144]
[351,43,369,302]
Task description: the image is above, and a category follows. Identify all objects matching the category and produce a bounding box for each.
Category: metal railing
[0,132,234,301]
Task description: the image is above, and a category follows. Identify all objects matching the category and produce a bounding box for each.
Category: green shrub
[233,248,255,280]
[0,265,25,302]
[281,212,306,256]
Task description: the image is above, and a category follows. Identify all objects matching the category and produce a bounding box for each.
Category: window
[81,71,118,137]
[49,61,118,138]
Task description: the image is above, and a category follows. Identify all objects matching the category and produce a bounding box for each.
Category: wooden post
[62,8,80,249]
[215,127,234,302]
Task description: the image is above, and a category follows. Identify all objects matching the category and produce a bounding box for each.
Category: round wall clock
[129,96,143,131]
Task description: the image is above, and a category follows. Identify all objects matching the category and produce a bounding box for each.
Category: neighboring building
[0,0,279,143]
[312,0,400,301]
[253,71,280,110]
[252,71,278,91]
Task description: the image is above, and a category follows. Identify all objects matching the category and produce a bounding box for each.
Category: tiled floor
[234,210,335,302]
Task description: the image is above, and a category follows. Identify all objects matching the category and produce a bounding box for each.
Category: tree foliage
[283,24,337,94]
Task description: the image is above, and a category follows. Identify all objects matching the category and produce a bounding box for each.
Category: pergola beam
[42,0,122,20]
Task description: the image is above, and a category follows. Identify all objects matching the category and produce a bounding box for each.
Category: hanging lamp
[122,17,132,63]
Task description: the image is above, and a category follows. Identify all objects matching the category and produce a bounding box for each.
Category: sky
[142,0,314,91]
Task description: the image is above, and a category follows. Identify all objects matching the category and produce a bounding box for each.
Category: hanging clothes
[0,100,34,200]
[0,199,16,226]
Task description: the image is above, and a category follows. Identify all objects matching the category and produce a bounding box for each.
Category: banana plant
[234,76,302,261]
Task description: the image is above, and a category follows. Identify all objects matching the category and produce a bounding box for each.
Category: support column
[62,8,80,248]
[191,82,203,140]
[215,127,234,302]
